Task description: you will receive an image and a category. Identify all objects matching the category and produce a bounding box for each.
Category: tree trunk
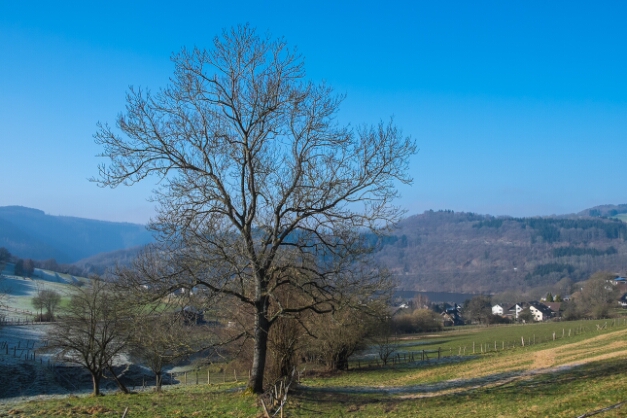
[249,297,270,393]
[91,371,102,396]
[107,364,130,394]
[332,347,349,371]
[155,371,163,391]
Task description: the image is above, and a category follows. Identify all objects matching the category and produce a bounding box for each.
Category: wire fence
[349,317,627,370]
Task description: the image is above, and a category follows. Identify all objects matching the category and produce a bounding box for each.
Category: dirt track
[302,327,627,400]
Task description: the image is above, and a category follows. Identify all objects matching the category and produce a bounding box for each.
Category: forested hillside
[376,209,627,293]
[3,205,627,293]
[0,206,154,263]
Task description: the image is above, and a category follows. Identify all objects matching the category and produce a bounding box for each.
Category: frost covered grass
[0,270,84,317]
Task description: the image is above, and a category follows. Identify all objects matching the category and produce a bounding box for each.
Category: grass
[1,384,258,417]
[612,213,627,223]
[0,270,86,318]
[292,357,627,417]
[4,320,627,417]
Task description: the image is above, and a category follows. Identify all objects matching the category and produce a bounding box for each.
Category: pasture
[0,268,83,320]
[3,318,627,417]
[612,213,627,223]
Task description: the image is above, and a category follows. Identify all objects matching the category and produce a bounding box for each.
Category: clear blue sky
[1,1,626,224]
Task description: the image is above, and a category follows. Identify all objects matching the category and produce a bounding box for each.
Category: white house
[492,304,505,316]
[507,303,523,319]
[528,302,554,322]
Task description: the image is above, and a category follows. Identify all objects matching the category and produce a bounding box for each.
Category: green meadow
[612,213,627,223]
[4,318,627,417]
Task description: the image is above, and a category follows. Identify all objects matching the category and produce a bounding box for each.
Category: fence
[348,317,627,370]
[167,368,243,387]
[0,305,39,325]
[0,338,52,365]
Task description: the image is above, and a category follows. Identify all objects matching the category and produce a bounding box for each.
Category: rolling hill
[376,208,627,293]
[0,206,154,263]
[3,204,627,294]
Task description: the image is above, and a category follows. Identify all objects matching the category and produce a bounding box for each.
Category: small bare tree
[308,305,373,371]
[32,288,61,321]
[578,271,620,319]
[128,310,216,391]
[372,318,398,366]
[94,25,415,393]
[46,279,133,396]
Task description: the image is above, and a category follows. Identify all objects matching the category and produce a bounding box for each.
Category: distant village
[393,275,627,329]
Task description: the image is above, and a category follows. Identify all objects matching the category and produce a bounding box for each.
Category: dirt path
[303,327,627,400]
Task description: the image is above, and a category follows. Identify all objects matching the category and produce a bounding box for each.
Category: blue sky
[1,1,626,224]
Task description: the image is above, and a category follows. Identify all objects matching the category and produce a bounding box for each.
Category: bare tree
[577,271,620,319]
[32,288,61,321]
[307,305,373,371]
[464,295,493,325]
[372,318,398,366]
[94,25,415,393]
[128,309,217,391]
[46,280,132,396]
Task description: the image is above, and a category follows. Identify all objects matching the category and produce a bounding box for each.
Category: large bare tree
[94,25,416,393]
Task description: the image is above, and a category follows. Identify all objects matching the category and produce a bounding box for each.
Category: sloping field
[612,213,627,223]
[3,320,627,417]
[1,270,86,318]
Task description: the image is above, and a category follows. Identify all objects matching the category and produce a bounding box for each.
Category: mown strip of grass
[307,319,627,388]
[291,358,627,417]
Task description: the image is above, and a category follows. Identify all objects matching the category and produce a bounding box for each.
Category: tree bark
[155,371,163,391]
[333,347,350,371]
[107,364,130,394]
[249,297,270,393]
[91,371,102,396]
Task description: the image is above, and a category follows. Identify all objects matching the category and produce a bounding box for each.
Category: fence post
[208,370,210,385]
[438,347,441,360]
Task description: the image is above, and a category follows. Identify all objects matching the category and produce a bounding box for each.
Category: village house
[528,301,554,322]
[506,303,523,320]
[491,304,505,316]
[499,302,557,321]
[441,304,464,326]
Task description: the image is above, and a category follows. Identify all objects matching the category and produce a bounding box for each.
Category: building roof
[543,302,562,312]
[529,301,554,317]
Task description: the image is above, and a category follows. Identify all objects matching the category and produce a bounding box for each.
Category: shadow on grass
[293,357,627,415]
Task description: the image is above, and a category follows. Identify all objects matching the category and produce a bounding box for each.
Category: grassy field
[612,213,627,223]
[0,268,85,318]
[4,319,627,417]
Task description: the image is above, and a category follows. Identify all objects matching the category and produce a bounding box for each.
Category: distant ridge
[3,204,627,293]
[0,206,154,263]
[374,205,627,293]
[577,204,627,218]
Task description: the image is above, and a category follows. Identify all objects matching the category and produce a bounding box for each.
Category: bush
[34,312,54,322]
[392,309,442,334]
